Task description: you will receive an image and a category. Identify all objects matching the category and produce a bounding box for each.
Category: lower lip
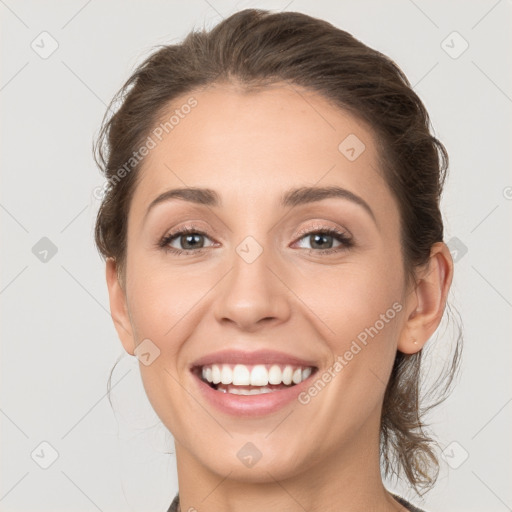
[192,371,316,417]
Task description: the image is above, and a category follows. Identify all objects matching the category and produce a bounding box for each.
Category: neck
[173,408,406,512]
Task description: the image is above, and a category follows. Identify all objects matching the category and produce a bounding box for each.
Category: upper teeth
[201,364,313,386]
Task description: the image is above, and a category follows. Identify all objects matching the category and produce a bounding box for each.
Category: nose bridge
[212,231,291,329]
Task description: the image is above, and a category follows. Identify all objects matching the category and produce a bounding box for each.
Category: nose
[212,241,292,332]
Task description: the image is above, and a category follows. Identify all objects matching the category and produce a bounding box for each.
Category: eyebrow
[281,186,376,224]
[144,185,376,225]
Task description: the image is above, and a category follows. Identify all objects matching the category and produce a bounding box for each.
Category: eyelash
[158,224,354,256]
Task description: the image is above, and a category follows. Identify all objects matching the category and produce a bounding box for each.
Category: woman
[94,9,461,512]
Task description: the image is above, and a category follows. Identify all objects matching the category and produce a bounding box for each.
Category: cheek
[125,255,218,348]
[299,262,401,332]
[123,258,214,428]
[291,255,404,383]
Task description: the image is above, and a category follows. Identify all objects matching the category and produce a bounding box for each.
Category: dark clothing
[390,492,427,511]
[166,491,426,511]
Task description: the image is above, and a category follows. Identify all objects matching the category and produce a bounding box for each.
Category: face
[114,82,414,483]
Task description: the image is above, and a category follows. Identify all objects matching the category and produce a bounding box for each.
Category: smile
[189,349,319,415]
[197,363,315,395]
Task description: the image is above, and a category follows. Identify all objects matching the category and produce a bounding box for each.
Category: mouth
[191,363,318,395]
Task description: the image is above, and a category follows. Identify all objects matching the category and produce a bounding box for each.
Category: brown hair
[94,8,462,496]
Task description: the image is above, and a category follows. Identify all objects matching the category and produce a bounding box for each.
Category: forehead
[129,82,396,226]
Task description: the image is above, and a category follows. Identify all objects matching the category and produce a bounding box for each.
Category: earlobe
[397,242,454,355]
[105,258,136,355]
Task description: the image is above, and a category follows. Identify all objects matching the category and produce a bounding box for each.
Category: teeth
[223,386,274,395]
[200,363,314,387]
[233,364,250,385]
[292,368,302,384]
[268,365,282,385]
[250,365,268,386]
[220,365,232,384]
[282,366,293,385]
[211,365,221,384]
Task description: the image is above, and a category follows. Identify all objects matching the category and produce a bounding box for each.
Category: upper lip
[190,349,318,369]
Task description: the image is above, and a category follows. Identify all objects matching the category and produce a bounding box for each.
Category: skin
[105,82,453,512]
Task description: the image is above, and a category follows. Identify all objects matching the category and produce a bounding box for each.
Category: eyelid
[160,221,218,242]
[293,221,353,241]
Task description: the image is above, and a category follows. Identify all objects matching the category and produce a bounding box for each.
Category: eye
[293,226,353,254]
[158,226,215,255]
[157,224,354,256]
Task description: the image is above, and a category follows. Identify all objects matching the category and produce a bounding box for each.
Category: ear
[105,258,136,356]
[397,242,454,355]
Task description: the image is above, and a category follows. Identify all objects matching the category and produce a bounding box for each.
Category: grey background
[1,1,511,511]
